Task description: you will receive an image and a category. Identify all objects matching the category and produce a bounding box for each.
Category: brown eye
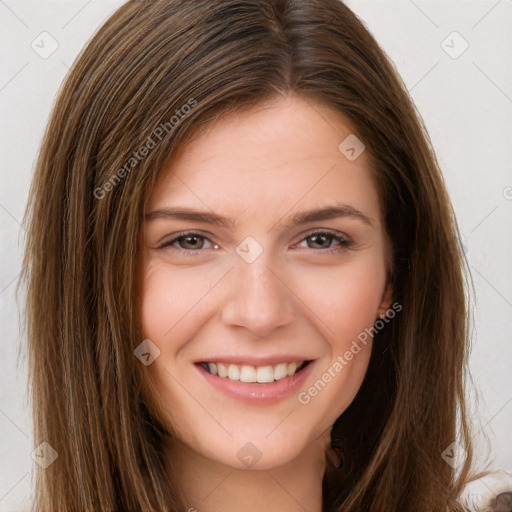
[175,234,206,250]
[306,233,335,249]
[297,230,351,253]
[160,232,214,252]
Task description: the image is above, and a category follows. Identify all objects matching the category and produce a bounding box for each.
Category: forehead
[147,95,381,224]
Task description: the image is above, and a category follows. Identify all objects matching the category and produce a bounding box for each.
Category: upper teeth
[202,361,306,383]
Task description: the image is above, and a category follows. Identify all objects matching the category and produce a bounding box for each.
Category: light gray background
[1,1,511,510]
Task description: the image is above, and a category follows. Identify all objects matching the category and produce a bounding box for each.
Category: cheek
[294,261,384,422]
[293,255,387,349]
[138,262,210,424]
[139,266,174,340]
[334,268,385,343]
[139,260,211,343]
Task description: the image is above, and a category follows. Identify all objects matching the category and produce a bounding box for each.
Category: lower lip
[195,361,316,404]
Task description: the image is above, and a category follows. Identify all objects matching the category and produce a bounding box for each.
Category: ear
[376,282,393,319]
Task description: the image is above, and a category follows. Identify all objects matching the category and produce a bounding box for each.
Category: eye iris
[309,233,331,249]
[181,235,203,249]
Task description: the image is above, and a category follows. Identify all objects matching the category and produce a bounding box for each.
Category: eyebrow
[144,203,374,230]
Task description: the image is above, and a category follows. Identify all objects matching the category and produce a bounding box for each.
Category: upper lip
[195,355,314,366]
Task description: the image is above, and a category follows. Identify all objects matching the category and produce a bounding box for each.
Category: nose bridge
[221,239,294,337]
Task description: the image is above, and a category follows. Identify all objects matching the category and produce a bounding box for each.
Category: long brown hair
[18,0,487,510]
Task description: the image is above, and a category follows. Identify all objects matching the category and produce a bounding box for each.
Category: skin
[138,94,393,512]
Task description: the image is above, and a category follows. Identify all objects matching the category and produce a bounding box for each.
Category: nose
[221,254,295,338]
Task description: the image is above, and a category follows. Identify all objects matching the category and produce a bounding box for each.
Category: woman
[19,0,493,510]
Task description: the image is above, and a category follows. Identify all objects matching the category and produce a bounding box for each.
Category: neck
[165,435,328,512]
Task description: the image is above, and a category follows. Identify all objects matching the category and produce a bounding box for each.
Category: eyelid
[299,228,352,245]
[158,230,216,250]
[157,228,352,254]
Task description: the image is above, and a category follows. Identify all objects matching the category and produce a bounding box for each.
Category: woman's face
[138,94,392,470]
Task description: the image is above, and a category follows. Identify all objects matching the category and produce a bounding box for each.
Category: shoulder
[458,470,512,511]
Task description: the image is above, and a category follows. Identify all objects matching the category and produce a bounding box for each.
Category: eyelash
[158,229,352,257]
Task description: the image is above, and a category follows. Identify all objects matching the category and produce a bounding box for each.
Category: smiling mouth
[197,360,312,384]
